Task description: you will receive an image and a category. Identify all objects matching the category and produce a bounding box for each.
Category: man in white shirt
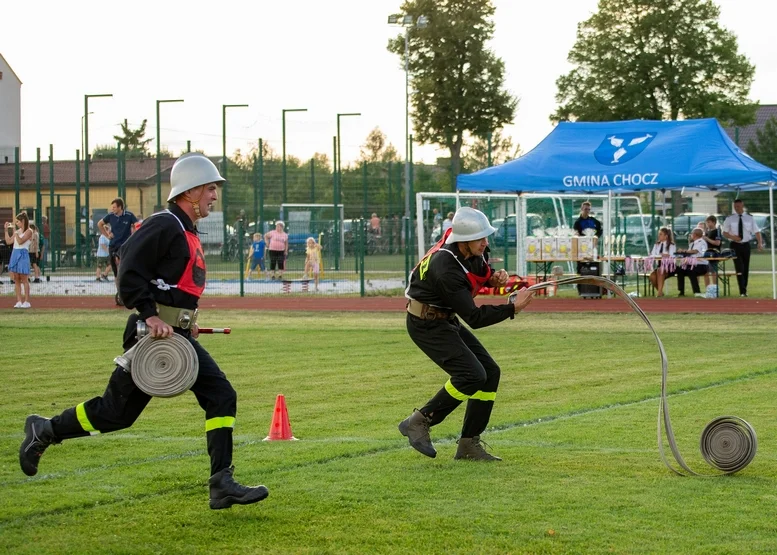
[722,199,763,297]
[675,228,709,297]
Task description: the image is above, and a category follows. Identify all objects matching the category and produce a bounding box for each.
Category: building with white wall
[0,53,22,163]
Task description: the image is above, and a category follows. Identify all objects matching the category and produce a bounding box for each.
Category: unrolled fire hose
[511,275,757,476]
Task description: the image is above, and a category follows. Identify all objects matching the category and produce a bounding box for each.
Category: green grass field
[2,310,777,554]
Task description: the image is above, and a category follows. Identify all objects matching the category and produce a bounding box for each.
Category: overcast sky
[3,0,775,167]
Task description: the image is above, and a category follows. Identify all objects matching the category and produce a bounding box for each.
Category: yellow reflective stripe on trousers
[205,416,236,432]
[471,390,497,401]
[76,402,100,435]
[444,379,470,401]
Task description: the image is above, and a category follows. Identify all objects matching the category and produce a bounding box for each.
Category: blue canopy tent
[456,118,777,297]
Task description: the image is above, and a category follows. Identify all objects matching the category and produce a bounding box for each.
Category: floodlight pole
[222,103,249,260]
[156,99,184,211]
[388,14,426,221]
[336,112,361,206]
[282,108,307,204]
[84,93,112,266]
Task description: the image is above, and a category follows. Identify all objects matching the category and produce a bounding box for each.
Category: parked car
[492,213,544,247]
[750,213,773,248]
[624,214,664,248]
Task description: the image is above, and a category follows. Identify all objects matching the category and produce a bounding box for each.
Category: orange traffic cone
[263,394,297,441]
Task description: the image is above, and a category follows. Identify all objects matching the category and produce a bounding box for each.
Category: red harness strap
[415,228,492,297]
[146,210,207,299]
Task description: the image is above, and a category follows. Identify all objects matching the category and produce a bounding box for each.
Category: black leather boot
[398,409,437,458]
[19,415,59,476]
[454,435,502,461]
[209,466,269,510]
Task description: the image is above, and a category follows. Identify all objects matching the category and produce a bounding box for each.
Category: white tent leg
[770,184,775,300]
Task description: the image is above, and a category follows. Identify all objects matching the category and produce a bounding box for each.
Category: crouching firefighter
[19,153,269,510]
[399,206,535,461]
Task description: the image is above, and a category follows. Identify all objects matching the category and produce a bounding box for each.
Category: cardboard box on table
[541,238,557,260]
[573,237,597,260]
[556,237,574,260]
[526,237,542,261]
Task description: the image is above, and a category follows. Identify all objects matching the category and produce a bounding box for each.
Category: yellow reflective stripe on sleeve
[444,379,470,401]
[76,402,100,435]
[471,390,497,401]
[418,255,431,280]
[205,416,236,432]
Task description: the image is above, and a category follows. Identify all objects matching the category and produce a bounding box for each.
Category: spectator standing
[98,198,138,305]
[432,208,442,227]
[675,228,709,297]
[702,215,722,289]
[5,212,33,308]
[245,233,266,280]
[442,211,454,233]
[572,201,603,238]
[95,225,111,281]
[304,236,323,291]
[29,223,41,283]
[370,213,381,235]
[722,199,763,297]
[573,201,603,274]
[265,221,289,280]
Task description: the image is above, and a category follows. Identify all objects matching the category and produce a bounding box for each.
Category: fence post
[76,150,82,267]
[14,147,20,215]
[362,161,368,218]
[116,142,122,198]
[409,135,415,222]
[35,148,42,274]
[258,138,264,234]
[238,218,245,297]
[49,144,56,273]
[333,136,340,271]
[404,217,410,285]
[359,218,366,297]
[310,158,315,203]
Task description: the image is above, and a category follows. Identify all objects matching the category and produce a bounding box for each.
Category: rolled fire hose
[515,275,757,476]
[114,334,199,398]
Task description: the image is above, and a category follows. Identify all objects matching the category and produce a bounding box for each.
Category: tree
[359,127,401,163]
[463,129,520,172]
[388,0,517,190]
[747,116,777,171]
[553,0,756,125]
[113,119,153,157]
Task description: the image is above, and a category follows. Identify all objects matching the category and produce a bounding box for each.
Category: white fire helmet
[167,153,225,202]
[445,206,497,244]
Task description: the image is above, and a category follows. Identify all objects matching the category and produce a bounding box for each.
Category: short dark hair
[111,198,125,210]
[706,215,717,224]
[734,198,744,204]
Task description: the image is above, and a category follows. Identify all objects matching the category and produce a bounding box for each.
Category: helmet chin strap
[459,241,473,259]
[182,187,204,220]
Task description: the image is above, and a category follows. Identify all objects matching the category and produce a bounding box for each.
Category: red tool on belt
[136,321,231,339]
[197,328,231,334]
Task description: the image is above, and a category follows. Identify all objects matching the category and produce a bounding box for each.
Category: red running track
[3,295,777,313]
